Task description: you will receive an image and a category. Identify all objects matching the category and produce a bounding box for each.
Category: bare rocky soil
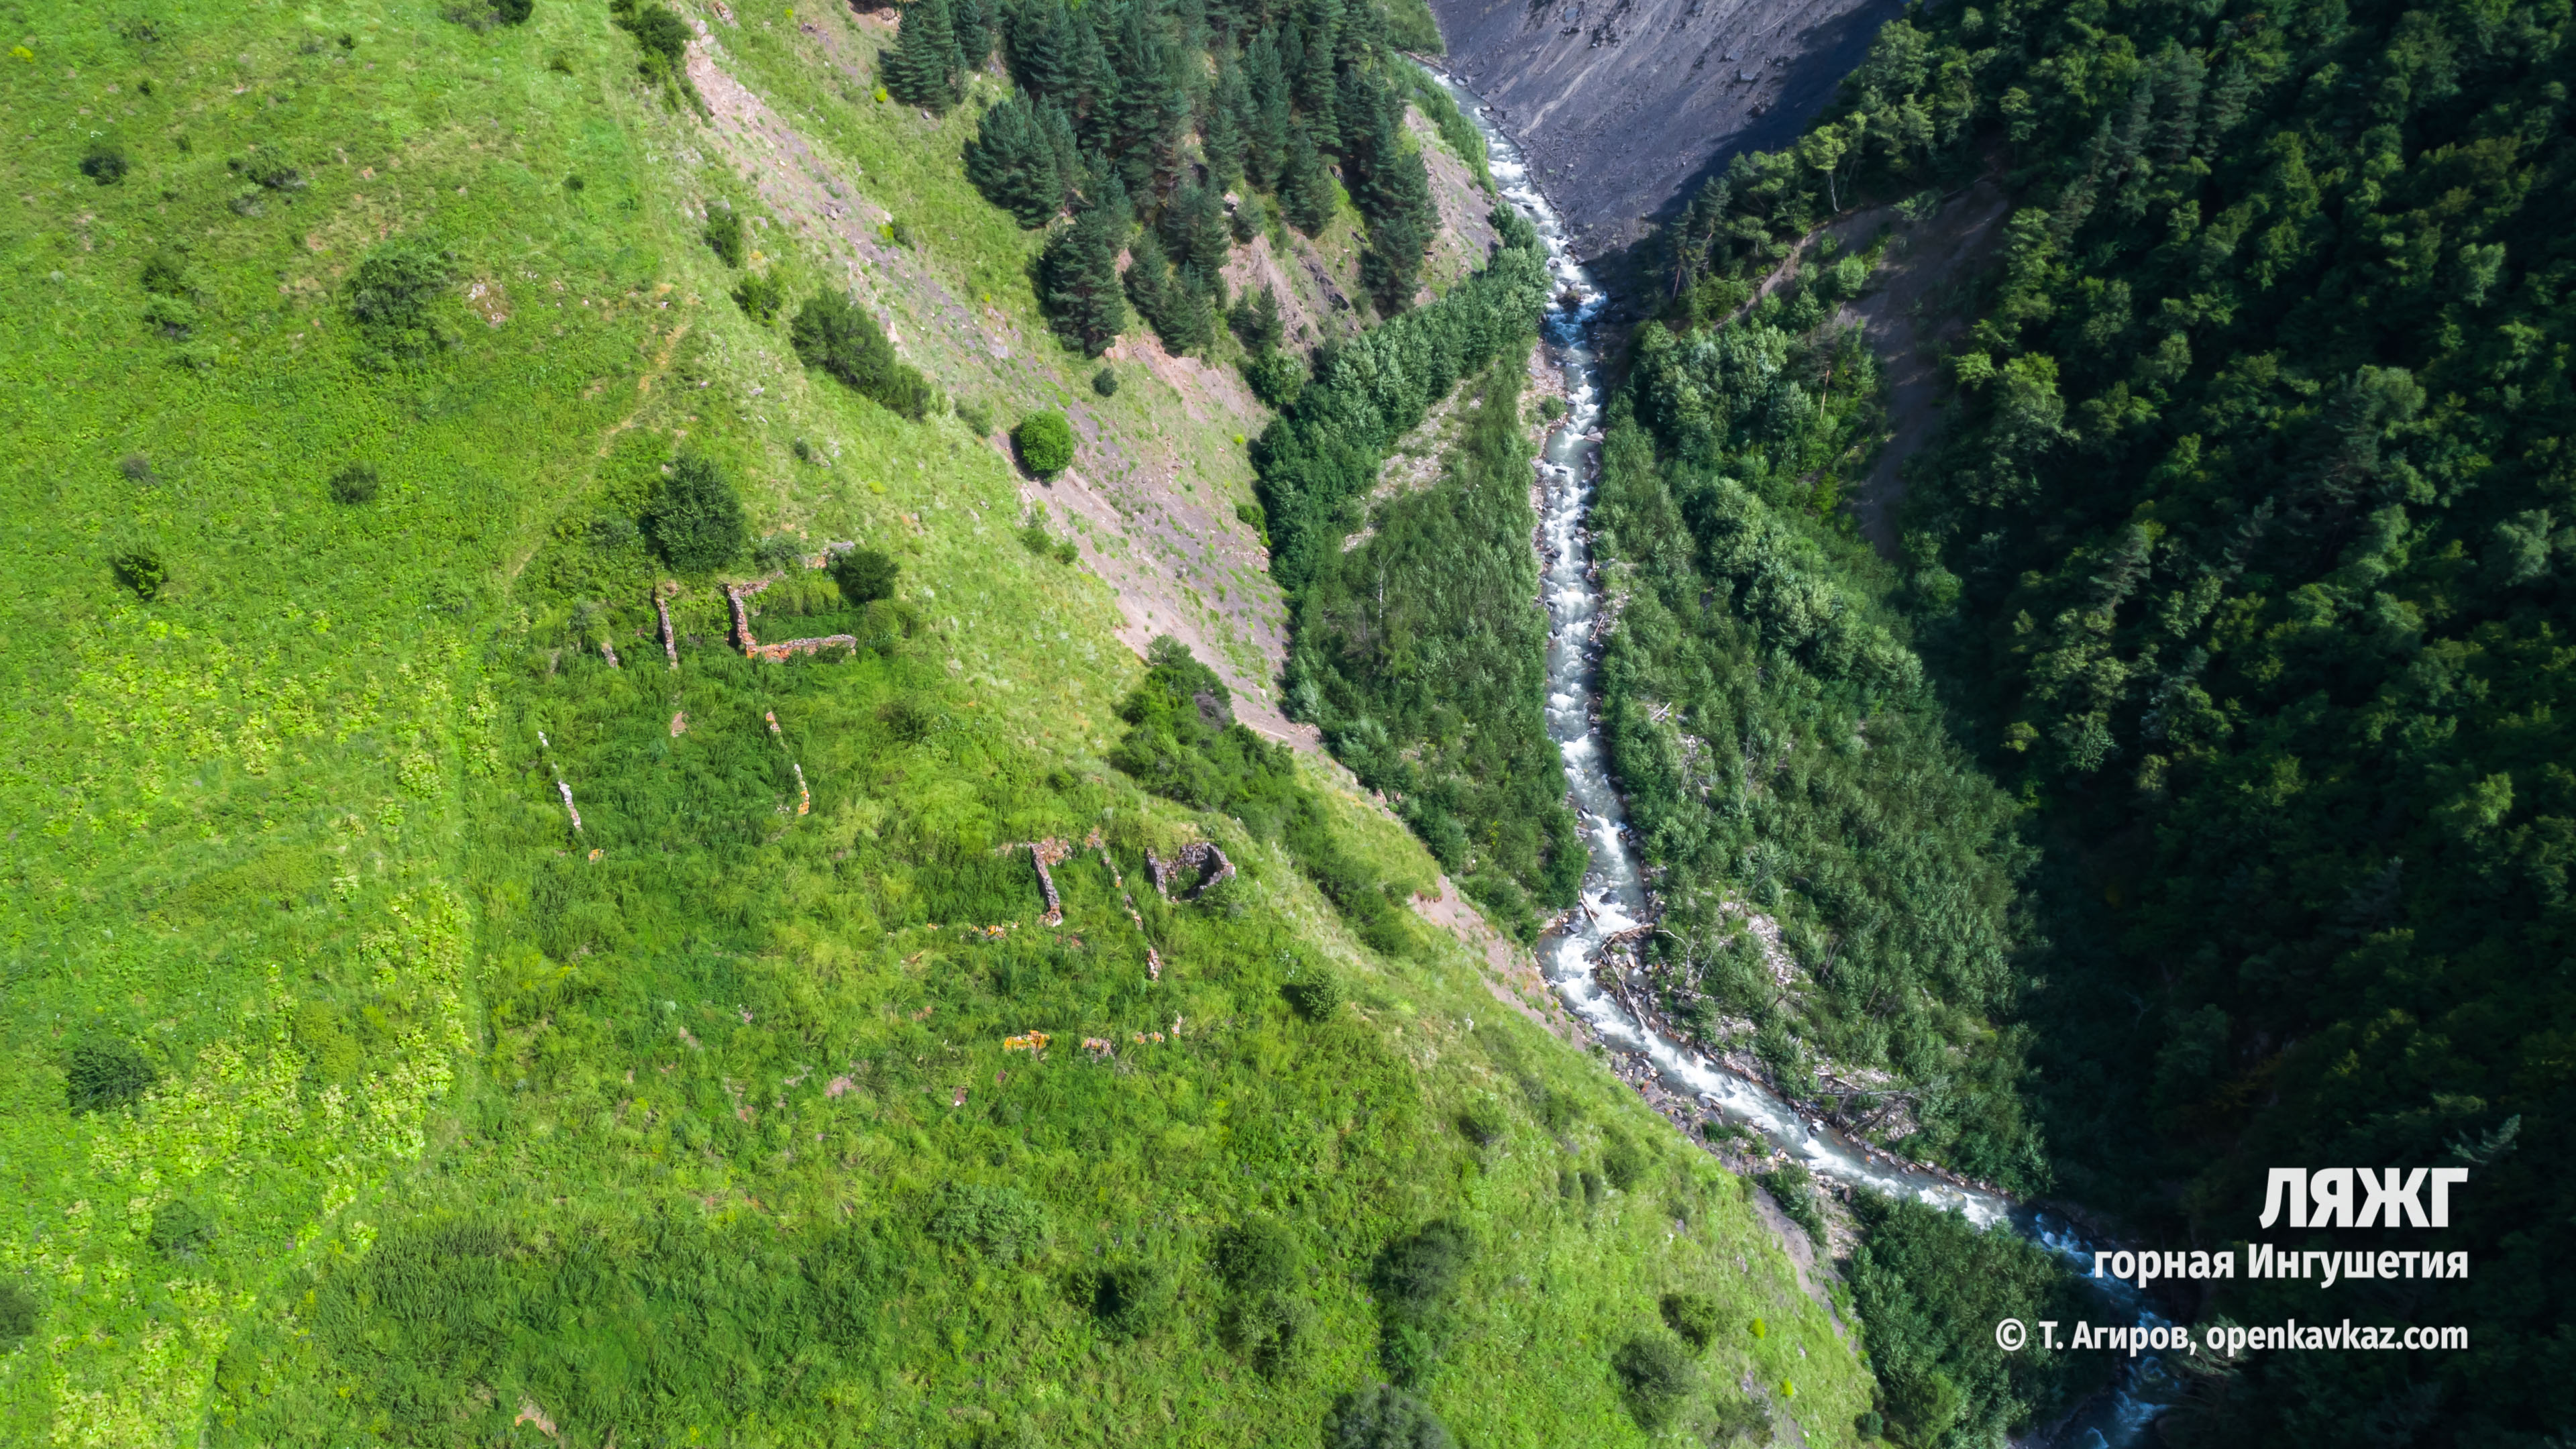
[1425,0,1904,263]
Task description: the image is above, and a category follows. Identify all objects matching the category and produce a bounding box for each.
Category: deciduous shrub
[148,1201,217,1260]
[704,204,745,266]
[343,237,449,363]
[111,547,167,601]
[832,546,898,605]
[956,400,994,436]
[1324,1383,1456,1449]
[330,463,381,504]
[66,1042,154,1113]
[0,1282,38,1352]
[1371,1220,1471,1385]
[1224,1286,1318,1378]
[926,1182,1051,1263]
[1601,1132,1650,1191]
[1214,1217,1303,1294]
[1281,969,1341,1022]
[1091,366,1118,397]
[1611,1332,1699,1430]
[1456,1097,1507,1146]
[81,144,129,185]
[1012,411,1075,476]
[790,290,934,420]
[1659,1291,1722,1350]
[1089,1260,1173,1340]
[732,270,786,324]
[646,453,746,573]
[609,0,691,81]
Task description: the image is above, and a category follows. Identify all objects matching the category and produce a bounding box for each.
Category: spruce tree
[885,0,965,112]
[965,93,1070,226]
[1125,228,1216,354]
[1042,182,1130,356]
[1069,11,1120,150]
[1205,55,1252,191]
[1279,123,1334,236]
[1163,178,1232,297]
[1293,0,1341,151]
[1006,0,1073,98]
[1349,80,1436,313]
[1244,34,1291,189]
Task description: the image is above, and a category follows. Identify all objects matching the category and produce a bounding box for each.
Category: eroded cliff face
[1426,0,1902,265]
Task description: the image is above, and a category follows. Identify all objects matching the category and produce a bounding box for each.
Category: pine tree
[1042,182,1130,356]
[1293,0,1341,151]
[965,93,1071,226]
[1244,34,1291,189]
[1163,178,1232,297]
[1106,2,1192,200]
[1006,0,1073,98]
[952,0,997,72]
[1279,122,1334,235]
[1205,54,1252,191]
[1069,10,1120,150]
[1125,227,1216,354]
[1228,283,1284,352]
[885,0,965,112]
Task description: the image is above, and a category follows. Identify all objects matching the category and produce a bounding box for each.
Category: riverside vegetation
[1630,0,2575,1442]
[0,1,1878,1445]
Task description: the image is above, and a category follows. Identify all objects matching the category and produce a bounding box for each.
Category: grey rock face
[1424,0,1904,263]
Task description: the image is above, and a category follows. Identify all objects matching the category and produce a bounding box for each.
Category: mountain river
[1428,67,2178,1448]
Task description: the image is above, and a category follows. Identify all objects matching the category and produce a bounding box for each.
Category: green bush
[1755,1162,1826,1244]
[1090,1260,1173,1340]
[926,1182,1051,1263]
[1281,970,1342,1022]
[1012,411,1076,476]
[1241,345,1305,409]
[1214,1217,1303,1295]
[1324,1383,1456,1449]
[495,0,533,20]
[119,454,155,484]
[1659,1291,1723,1350]
[0,1281,38,1352]
[609,0,691,80]
[66,1042,154,1113]
[831,547,898,605]
[956,400,994,437]
[148,1201,217,1260]
[329,463,380,504]
[80,144,129,185]
[751,535,803,572]
[1456,1097,1507,1147]
[1371,1220,1471,1383]
[111,547,166,601]
[1611,1332,1699,1430]
[704,204,745,266]
[140,252,190,297]
[1223,1287,1318,1379]
[733,270,786,324]
[1601,1132,1650,1191]
[790,290,934,419]
[1091,366,1118,397]
[646,453,747,574]
[343,236,449,363]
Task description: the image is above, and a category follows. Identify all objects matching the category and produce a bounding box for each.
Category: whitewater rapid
[1430,68,2176,1448]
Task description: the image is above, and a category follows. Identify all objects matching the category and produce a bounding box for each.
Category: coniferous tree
[965,93,1073,226]
[885,0,965,112]
[1279,123,1334,236]
[1243,33,1291,187]
[1125,227,1216,354]
[1006,0,1074,97]
[1229,283,1285,351]
[1106,1,1193,199]
[1163,178,1232,297]
[1205,55,1252,191]
[952,0,998,72]
[1348,80,1436,313]
[1293,0,1341,151]
[1068,11,1120,150]
[1042,181,1131,356]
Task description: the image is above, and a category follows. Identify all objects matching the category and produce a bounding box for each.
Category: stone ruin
[726,578,857,663]
[998,837,1072,926]
[1146,841,1235,902]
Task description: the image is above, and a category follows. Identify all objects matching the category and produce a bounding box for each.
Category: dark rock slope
[1426,0,1902,264]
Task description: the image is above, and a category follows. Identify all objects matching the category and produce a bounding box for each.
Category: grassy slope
[0,3,1871,1444]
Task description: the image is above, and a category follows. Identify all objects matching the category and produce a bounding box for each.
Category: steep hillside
[0,2,1877,1446]
[1423,0,1904,260]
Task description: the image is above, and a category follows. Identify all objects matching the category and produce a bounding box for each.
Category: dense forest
[936,0,1450,352]
[1642,0,2573,1440]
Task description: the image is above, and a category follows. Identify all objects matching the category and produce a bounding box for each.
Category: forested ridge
[1632,0,2574,1440]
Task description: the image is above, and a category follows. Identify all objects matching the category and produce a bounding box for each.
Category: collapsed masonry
[1000,837,1073,927]
[1146,841,1235,902]
[655,592,679,667]
[726,579,857,662]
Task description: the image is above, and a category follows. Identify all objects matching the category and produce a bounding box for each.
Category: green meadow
[0,2,1874,1445]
